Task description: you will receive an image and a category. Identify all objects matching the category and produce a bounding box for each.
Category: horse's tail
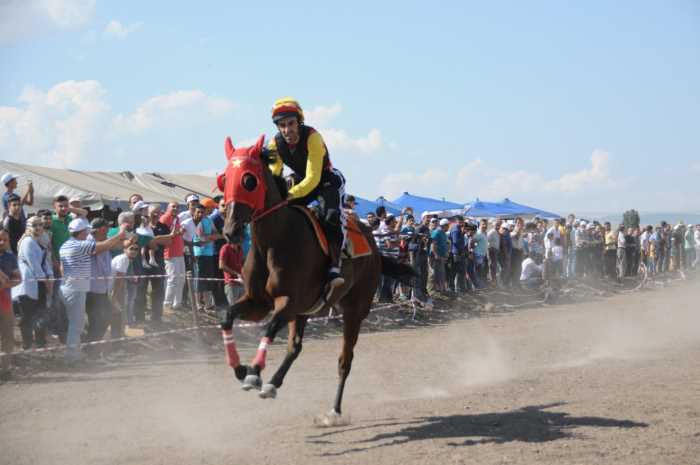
[380,255,416,286]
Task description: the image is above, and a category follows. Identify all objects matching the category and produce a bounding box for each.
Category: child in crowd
[111,240,141,327]
[0,229,21,380]
[549,237,565,279]
[219,241,244,306]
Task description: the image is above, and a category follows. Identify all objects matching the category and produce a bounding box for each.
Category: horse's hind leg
[316,297,371,426]
[259,316,308,399]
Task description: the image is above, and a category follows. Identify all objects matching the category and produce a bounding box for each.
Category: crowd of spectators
[0,172,247,378]
[0,171,698,380]
[348,197,699,308]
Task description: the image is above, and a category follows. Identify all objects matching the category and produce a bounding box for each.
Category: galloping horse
[218,135,413,422]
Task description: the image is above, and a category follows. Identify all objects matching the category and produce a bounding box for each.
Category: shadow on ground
[307,402,648,456]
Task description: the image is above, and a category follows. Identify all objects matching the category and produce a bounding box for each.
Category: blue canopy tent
[500,198,560,220]
[463,198,561,219]
[463,199,517,218]
[391,192,464,218]
[352,195,400,217]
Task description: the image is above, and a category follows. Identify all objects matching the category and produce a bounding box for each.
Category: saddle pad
[292,205,329,256]
[344,216,373,258]
[291,207,372,259]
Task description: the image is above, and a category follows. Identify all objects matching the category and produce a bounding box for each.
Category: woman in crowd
[12,216,53,350]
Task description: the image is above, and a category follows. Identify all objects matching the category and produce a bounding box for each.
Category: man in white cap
[68,197,87,218]
[2,172,33,219]
[59,217,127,363]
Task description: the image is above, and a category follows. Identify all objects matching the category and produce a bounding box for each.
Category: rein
[251,199,289,223]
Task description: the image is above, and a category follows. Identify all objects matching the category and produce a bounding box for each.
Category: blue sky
[1,0,698,213]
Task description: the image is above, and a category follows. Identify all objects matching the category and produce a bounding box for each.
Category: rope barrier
[0,302,409,357]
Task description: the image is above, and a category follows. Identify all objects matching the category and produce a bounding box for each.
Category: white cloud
[112,90,234,134]
[378,150,615,204]
[305,103,343,126]
[0,0,95,43]
[456,158,483,188]
[103,20,142,40]
[0,80,110,167]
[380,168,449,199]
[0,82,237,168]
[544,149,611,192]
[323,128,383,154]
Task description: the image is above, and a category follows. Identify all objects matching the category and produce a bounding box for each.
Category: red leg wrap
[251,336,271,370]
[222,330,240,368]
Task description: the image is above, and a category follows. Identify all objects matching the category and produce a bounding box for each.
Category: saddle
[291,206,372,259]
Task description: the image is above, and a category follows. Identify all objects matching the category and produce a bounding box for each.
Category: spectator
[111,240,141,328]
[448,216,467,293]
[12,216,53,350]
[473,219,489,285]
[128,194,144,209]
[694,224,700,268]
[429,218,449,294]
[60,218,125,363]
[68,197,87,218]
[205,197,228,308]
[137,204,172,323]
[192,204,219,311]
[51,195,88,263]
[498,223,512,288]
[85,218,115,359]
[464,222,480,290]
[486,220,501,286]
[375,214,402,301]
[547,237,565,282]
[616,225,627,280]
[36,209,54,256]
[219,241,244,306]
[510,217,525,288]
[160,202,186,311]
[520,253,543,289]
[3,194,25,254]
[408,215,431,306]
[2,172,33,219]
[0,229,21,380]
[684,224,695,269]
[603,222,617,278]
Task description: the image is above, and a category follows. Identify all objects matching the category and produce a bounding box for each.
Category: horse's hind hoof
[313,409,351,427]
[259,383,277,399]
[241,375,262,391]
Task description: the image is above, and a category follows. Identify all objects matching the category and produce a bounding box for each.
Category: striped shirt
[60,237,96,292]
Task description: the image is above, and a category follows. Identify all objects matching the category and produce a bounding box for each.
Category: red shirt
[219,244,243,285]
[159,213,184,259]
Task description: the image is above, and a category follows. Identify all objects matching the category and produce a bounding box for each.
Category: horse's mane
[259,150,289,199]
[271,175,289,198]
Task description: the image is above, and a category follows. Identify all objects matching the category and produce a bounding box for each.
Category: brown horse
[218,135,414,423]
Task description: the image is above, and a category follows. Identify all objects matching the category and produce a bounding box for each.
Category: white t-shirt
[551,245,564,261]
[180,217,197,242]
[520,257,543,281]
[111,254,130,275]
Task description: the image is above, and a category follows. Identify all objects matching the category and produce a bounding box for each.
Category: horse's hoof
[259,383,277,399]
[241,374,262,391]
[313,409,351,428]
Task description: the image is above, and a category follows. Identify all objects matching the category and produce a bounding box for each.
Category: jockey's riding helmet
[272,97,304,124]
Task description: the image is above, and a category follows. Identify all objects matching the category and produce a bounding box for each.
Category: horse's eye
[242,173,258,192]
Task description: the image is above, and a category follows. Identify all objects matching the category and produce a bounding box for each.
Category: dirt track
[1,279,699,465]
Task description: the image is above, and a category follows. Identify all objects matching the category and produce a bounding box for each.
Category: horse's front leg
[259,315,308,399]
[241,306,288,391]
[221,297,270,383]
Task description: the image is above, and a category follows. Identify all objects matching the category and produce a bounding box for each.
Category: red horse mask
[218,135,267,213]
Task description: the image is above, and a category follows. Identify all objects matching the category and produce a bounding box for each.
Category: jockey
[266,97,347,290]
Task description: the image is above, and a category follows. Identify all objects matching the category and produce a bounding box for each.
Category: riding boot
[327,237,345,290]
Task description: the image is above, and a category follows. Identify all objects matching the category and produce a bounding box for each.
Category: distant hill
[582,212,700,226]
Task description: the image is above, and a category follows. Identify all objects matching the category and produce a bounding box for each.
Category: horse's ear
[225,137,235,160]
[251,134,265,158]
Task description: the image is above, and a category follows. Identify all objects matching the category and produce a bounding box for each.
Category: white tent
[0,160,218,212]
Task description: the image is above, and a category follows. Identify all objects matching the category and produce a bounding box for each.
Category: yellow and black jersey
[266,125,334,199]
